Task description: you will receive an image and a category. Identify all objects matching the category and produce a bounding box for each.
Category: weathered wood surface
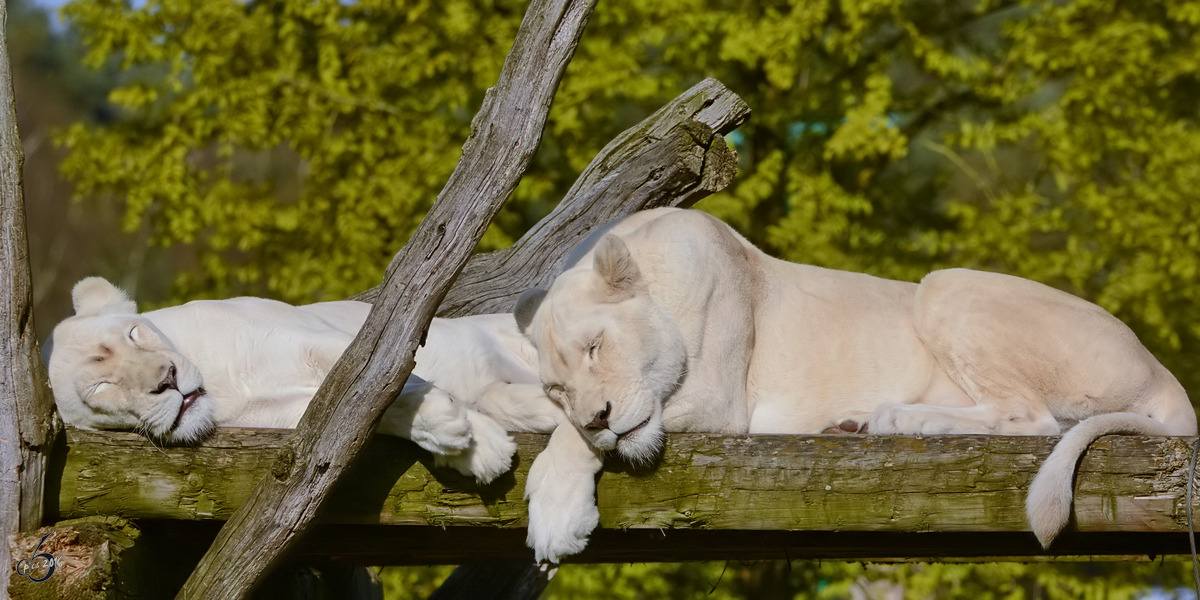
[352,77,749,315]
[177,1,597,597]
[1,0,58,587]
[52,428,1200,561]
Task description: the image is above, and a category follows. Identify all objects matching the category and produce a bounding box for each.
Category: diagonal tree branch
[352,77,750,315]
[176,0,598,597]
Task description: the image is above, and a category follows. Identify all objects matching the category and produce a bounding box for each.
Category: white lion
[515,207,1197,563]
[48,277,566,484]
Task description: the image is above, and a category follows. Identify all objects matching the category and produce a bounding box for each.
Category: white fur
[518,208,1197,561]
[49,277,567,483]
[524,422,604,563]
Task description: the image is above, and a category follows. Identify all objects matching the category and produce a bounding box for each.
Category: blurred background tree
[376,560,1191,599]
[12,0,1200,597]
[48,0,1200,400]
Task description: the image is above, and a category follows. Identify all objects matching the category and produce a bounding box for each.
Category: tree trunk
[0,0,58,592]
[176,0,597,597]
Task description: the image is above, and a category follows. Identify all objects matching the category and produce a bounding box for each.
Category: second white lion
[47,277,566,484]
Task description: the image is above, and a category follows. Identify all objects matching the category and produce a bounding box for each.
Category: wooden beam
[51,428,1200,562]
[116,521,1200,566]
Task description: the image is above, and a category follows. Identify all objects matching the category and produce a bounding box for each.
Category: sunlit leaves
[58,0,1200,396]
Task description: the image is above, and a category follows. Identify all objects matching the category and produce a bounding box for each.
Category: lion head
[516,235,686,463]
[47,278,214,443]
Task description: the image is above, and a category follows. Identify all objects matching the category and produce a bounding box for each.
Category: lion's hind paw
[408,387,475,455]
[432,410,516,484]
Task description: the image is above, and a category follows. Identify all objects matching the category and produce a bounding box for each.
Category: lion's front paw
[524,450,599,564]
[410,388,473,455]
[433,410,516,484]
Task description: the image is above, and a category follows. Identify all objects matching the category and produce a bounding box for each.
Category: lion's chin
[164,396,217,445]
[614,422,665,465]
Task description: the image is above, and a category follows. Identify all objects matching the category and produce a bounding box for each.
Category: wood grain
[53,428,1200,562]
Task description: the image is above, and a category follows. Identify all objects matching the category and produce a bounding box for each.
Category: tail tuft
[1026,413,1173,548]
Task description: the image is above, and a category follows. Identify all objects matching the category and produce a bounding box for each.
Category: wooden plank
[50,428,1200,561]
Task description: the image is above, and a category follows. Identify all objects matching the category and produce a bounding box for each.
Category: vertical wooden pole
[0,0,58,589]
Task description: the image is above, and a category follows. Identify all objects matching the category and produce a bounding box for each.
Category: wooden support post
[0,0,59,593]
[176,1,598,597]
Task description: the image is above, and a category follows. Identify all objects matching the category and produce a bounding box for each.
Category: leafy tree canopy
[57,0,1200,397]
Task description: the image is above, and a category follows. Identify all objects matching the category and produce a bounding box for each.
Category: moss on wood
[53,428,1200,535]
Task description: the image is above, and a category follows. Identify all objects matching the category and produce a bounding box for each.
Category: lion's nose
[153,365,178,395]
[584,401,612,430]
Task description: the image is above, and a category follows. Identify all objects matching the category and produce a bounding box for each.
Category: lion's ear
[513,288,547,336]
[72,277,137,316]
[593,235,643,298]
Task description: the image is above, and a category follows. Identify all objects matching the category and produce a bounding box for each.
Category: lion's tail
[1026,413,1181,548]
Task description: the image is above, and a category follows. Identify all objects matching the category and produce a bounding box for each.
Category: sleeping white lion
[515,207,1198,563]
[48,277,566,484]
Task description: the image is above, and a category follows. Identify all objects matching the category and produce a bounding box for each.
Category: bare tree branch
[352,77,750,315]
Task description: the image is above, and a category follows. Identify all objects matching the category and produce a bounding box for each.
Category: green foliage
[376,565,455,599]
[376,561,1193,599]
[56,0,1200,403]
[58,0,531,301]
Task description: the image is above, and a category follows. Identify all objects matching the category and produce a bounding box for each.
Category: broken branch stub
[352,77,751,316]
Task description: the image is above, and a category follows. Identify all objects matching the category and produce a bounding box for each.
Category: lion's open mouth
[170,387,207,432]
